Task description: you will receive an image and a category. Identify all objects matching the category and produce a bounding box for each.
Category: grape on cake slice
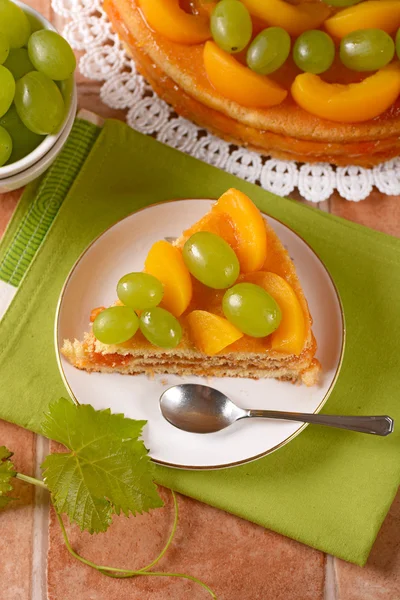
[62,188,321,386]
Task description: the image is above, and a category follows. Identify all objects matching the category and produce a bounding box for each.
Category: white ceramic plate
[56,200,345,470]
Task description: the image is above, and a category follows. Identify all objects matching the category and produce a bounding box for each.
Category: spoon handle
[247,410,394,436]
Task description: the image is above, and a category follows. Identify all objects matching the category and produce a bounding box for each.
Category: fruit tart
[104,0,400,167]
[62,189,321,386]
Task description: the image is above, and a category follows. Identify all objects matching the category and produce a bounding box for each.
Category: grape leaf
[41,398,163,534]
[0,446,16,509]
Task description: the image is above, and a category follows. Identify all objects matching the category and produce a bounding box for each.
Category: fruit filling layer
[135,0,400,123]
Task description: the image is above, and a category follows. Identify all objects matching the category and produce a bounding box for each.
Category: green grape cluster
[0,0,76,167]
[183,232,282,338]
[209,0,400,79]
[94,272,182,349]
[294,27,398,74]
[93,231,285,349]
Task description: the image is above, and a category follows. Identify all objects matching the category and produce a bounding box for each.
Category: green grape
[340,29,395,72]
[117,272,164,310]
[322,0,363,5]
[247,27,291,75]
[4,48,34,80]
[93,306,139,345]
[0,33,9,65]
[0,104,44,164]
[15,71,65,135]
[0,65,15,119]
[397,28,400,60]
[182,231,240,289]
[211,0,252,54]
[56,75,74,109]
[26,12,44,33]
[0,0,31,49]
[223,283,282,338]
[139,307,182,349]
[293,30,335,74]
[28,30,76,81]
[0,125,12,166]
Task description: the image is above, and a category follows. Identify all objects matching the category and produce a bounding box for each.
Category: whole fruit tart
[104,0,400,167]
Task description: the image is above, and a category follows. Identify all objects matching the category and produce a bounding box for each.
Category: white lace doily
[52,0,400,203]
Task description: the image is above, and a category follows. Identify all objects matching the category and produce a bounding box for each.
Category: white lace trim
[52,0,400,203]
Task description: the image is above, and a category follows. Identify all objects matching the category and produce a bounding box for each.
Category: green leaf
[0,446,16,509]
[41,398,163,534]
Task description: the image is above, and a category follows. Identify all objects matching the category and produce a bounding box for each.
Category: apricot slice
[186,310,243,355]
[90,307,106,323]
[325,1,400,39]
[176,211,237,250]
[138,0,211,45]
[144,241,192,317]
[203,41,287,108]
[244,272,305,355]
[190,0,217,17]
[213,188,267,273]
[291,64,400,123]
[242,0,330,36]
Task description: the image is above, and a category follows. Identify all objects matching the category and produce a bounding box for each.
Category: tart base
[62,333,321,386]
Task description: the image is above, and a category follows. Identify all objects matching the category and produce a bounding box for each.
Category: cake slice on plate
[62,189,320,386]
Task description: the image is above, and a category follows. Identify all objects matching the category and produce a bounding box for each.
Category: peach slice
[190,0,217,17]
[144,240,192,317]
[325,1,400,39]
[176,211,237,250]
[186,310,243,355]
[138,0,211,45]
[291,64,400,123]
[203,41,287,108]
[244,271,305,355]
[242,0,330,36]
[213,188,267,273]
[90,307,106,323]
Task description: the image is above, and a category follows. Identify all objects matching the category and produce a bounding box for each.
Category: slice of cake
[62,189,321,386]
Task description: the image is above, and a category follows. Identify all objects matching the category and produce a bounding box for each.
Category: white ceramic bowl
[0,0,77,182]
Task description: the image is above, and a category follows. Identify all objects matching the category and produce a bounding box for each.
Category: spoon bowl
[160,383,247,433]
[160,384,394,437]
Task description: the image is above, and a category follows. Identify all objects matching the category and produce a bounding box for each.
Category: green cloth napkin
[0,118,399,566]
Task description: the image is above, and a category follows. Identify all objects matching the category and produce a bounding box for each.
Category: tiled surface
[0,1,398,599]
[47,442,325,600]
[0,192,20,236]
[330,192,400,237]
[0,421,36,600]
[336,493,400,600]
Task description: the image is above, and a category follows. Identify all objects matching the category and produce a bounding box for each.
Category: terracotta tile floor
[0,422,35,600]
[0,1,399,598]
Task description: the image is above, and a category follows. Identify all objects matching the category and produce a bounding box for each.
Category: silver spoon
[160,384,394,436]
